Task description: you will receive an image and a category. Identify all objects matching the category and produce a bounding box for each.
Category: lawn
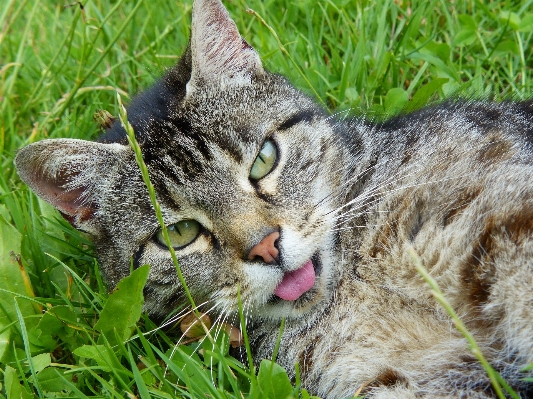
[1,0,532,397]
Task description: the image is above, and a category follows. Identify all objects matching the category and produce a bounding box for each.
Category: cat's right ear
[15,139,126,232]
[186,0,264,94]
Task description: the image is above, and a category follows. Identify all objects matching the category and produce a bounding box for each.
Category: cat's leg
[367,385,494,399]
[308,283,496,399]
[462,215,533,383]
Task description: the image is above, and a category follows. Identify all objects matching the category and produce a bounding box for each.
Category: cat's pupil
[249,140,277,180]
[156,220,201,249]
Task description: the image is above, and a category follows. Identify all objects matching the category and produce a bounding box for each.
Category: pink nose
[248,231,280,264]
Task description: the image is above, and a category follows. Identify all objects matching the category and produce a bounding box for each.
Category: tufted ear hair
[15,139,127,231]
[186,0,264,94]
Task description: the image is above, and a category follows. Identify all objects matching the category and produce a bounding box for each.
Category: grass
[1,0,532,397]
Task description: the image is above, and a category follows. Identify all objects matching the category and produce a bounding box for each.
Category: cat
[14,0,533,397]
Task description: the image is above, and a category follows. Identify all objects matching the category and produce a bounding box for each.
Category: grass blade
[14,298,43,397]
[407,245,519,399]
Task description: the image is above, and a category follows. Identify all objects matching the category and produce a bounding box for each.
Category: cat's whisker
[325,160,472,233]
[138,301,203,339]
[331,174,465,226]
[156,299,213,332]
[331,219,380,234]
[204,311,234,384]
[318,140,477,215]
[314,171,421,234]
[315,149,422,212]
[242,298,253,338]
[324,109,352,122]
[327,149,469,221]
[331,193,394,223]
[162,301,228,378]
[312,153,375,209]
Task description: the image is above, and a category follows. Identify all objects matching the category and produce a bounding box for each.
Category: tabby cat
[15,0,533,397]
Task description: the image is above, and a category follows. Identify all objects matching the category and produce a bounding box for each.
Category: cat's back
[354,99,533,276]
[337,99,533,395]
[252,100,533,398]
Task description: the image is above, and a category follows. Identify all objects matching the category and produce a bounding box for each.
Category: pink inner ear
[15,138,116,227]
[33,165,96,223]
[47,185,95,222]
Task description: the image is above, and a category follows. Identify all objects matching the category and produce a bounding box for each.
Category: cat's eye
[249,140,278,180]
[156,220,201,249]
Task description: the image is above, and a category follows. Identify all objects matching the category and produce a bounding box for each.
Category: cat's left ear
[186,0,264,94]
[15,139,126,232]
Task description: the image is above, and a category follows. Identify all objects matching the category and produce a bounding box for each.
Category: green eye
[249,140,277,180]
[156,220,201,249]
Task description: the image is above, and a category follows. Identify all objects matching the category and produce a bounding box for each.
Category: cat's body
[14,0,533,397]
[251,101,533,397]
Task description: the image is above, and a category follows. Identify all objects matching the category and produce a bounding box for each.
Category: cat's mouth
[272,254,322,302]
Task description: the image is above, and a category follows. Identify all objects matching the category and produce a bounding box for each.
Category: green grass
[1,0,532,397]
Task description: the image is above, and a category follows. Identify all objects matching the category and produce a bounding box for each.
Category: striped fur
[15,0,533,397]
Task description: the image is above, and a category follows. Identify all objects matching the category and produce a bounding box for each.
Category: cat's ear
[15,139,126,231]
[186,0,264,93]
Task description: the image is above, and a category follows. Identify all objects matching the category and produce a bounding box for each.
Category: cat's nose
[248,231,280,264]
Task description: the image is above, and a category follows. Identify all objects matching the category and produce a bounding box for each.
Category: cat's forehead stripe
[279,109,317,131]
[205,131,245,164]
[146,108,323,185]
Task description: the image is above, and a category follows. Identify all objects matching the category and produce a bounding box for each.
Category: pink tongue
[274,260,316,301]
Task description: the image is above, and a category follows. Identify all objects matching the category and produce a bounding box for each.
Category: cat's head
[15,0,346,321]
